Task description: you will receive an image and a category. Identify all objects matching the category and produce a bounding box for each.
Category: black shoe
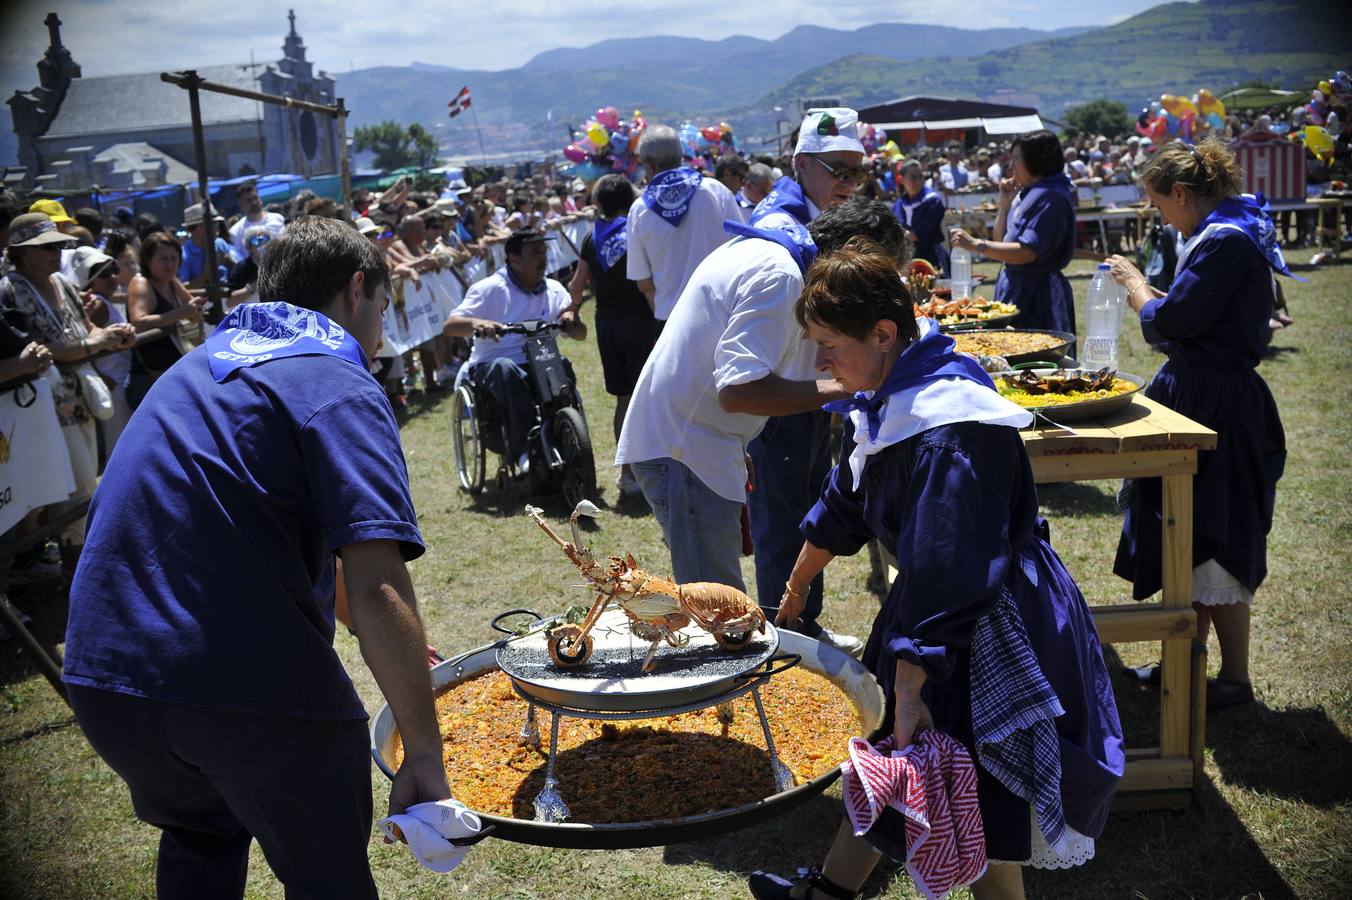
[1126,663,1161,686]
[749,866,856,900]
[1206,678,1254,710]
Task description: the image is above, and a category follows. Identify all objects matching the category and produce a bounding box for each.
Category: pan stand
[513,676,795,824]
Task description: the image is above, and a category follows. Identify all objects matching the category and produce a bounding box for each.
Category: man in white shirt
[228,181,286,262]
[443,228,585,472]
[626,125,742,320]
[616,198,909,652]
[938,145,970,192]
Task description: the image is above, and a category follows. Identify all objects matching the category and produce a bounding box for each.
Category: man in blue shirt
[177,202,233,290]
[64,216,456,898]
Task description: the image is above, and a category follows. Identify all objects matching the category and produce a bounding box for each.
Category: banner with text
[0,380,78,535]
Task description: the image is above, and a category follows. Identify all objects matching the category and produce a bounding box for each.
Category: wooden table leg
[1159,471,1196,762]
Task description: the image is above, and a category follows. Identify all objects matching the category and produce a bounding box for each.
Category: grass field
[1,249,1350,899]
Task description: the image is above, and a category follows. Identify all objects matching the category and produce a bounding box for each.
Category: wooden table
[1021,394,1218,810]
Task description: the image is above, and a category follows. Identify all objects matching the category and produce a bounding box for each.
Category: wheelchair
[451,320,598,509]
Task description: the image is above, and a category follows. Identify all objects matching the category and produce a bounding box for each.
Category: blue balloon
[1164,112,1180,135]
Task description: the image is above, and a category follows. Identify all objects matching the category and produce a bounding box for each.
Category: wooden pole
[337,97,352,219]
[470,103,488,167]
[184,71,223,325]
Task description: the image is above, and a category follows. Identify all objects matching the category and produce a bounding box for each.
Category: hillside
[335,21,1094,152]
[769,0,1351,116]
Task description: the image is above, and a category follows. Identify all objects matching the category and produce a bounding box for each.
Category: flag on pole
[448,85,471,118]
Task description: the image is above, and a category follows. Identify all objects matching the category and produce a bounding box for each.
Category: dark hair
[592,174,636,219]
[139,231,181,276]
[715,156,748,180]
[1138,138,1241,201]
[423,212,444,229]
[237,179,259,197]
[257,216,389,309]
[134,212,164,241]
[1012,129,1063,179]
[74,207,103,237]
[102,231,130,258]
[796,237,919,345]
[808,197,912,265]
[0,190,22,232]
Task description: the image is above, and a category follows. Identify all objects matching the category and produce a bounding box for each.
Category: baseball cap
[355,216,381,235]
[7,212,77,247]
[28,199,74,224]
[182,202,224,227]
[504,226,555,256]
[794,108,865,156]
[71,246,115,288]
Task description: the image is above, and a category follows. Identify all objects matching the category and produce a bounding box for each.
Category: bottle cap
[1097,263,1111,270]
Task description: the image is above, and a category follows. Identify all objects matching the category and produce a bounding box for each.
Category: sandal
[749,866,856,900]
[1206,678,1254,711]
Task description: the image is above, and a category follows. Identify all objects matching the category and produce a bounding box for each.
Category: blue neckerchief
[592,216,628,274]
[642,166,703,227]
[825,324,995,441]
[1006,172,1074,241]
[893,187,938,228]
[722,219,817,275]
[1193,193,1306,282]
[749,176,812,227]
[206,301,368,383]
[505,265,546,295]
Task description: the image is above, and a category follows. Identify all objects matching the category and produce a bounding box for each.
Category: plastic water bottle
[1081,263,1126,369]
[949,229,972,299]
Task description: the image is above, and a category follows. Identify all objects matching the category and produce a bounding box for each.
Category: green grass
[1,247,1350,898]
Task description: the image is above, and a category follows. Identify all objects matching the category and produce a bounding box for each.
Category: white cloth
[625,176,741,320]
[227,212,286,262]
[837,319,1033,490]
[447,269,570,366]
[987,162,1004,183]
[616,237,813,503]
[939,163,970,191]
[1193,558,1254,606]
[795,107,866,156]
[0,377,77,535]
[377,799,482,874]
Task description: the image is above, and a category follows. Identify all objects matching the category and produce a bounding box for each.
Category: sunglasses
[247,234,271,249]
[376,228,395,241]
[809,155,869,186]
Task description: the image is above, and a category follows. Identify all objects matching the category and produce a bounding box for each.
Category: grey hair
[746,162,774,187]
[637,124,683,172]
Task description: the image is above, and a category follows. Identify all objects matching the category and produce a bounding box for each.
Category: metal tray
[949,328,1076,366]
[497,608,780,713]
[938,312,1019,332]
[1014,372,1147,423]
[369,629,885,849]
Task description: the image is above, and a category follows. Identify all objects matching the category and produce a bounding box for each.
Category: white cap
[355,216,381,234]
[794,108,865,156]
[71,246,114,288]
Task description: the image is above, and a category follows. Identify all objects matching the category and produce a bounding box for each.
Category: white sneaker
[816,626,864,659]
[617,470,641,496]
[516,451,530,475]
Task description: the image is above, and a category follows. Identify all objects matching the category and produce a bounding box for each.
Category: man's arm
[718,372,848,416]
[340,539,450,815]
[443,315,504,340]
[636,278,656,315]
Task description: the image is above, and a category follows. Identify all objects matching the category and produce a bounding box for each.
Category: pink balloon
[596,106,621,130]
[563,143,587,163]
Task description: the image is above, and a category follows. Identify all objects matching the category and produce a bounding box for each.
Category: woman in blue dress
[891,159,949,276]
[950,130,1076,333]
[749,242,1123,900]
[1104,139,1287,710]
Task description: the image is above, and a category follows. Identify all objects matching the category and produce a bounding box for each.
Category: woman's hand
[774,583,807,628]
[1105,254,1144,289]
[949,228,980,253]
[997,177,1018,207]
[21,341,52,374]
[90,323,136,352]
[890,660,932,749]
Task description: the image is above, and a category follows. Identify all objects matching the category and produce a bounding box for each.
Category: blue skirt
[862,525,1124,862]
[995,268,1076,335]
[1115,359,1285,598]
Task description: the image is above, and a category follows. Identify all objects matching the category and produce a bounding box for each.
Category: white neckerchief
[839,320,1033,491]
[1176,221,1246,273]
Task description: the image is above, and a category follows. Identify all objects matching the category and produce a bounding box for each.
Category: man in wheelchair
[443,227,586,472]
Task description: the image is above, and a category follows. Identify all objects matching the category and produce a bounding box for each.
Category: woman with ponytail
[1104,138,1290,710]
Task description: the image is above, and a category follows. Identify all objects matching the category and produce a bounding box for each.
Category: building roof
[93,141,198,186]
[42,63,263,140]
[857,96,1043,135]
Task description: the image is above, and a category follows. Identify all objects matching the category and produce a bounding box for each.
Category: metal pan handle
[490,609,544,635]
[447,823,497,847]
[735,652,801,683]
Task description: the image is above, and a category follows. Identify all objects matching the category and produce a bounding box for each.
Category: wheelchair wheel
[553,406,597,510]
[451,385,486,494]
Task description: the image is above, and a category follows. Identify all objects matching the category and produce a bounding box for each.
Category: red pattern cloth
[841,731,987,899]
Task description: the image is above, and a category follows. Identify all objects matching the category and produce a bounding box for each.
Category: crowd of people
[0,89,1311,897]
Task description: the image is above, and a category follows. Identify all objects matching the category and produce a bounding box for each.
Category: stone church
[7,11,341,189]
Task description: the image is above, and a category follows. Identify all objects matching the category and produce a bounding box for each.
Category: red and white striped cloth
[1233,141,1306,202]
[841,731,987,900]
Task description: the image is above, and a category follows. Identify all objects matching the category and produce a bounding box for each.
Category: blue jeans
[747,410,832,636]
[469,357,535,459]
[630,457,746,591]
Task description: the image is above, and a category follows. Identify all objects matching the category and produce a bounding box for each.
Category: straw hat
[6,212,77,248]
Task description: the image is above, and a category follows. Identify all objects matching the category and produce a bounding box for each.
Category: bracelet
[1126,279,1146,295]
[783,584,804,598]
[80,338,88,357]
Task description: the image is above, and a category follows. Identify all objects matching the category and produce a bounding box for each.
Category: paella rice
[390,667,862,823]
[952,331,1067,359]
[997,376,1138,408]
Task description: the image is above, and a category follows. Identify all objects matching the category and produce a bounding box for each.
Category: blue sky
[1,0,1171,95]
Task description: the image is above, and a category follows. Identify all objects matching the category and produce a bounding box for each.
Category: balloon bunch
[1137,90,1227,144]
[1292,72,1349,164]
[562,106,647,180]
[675,121,737,168]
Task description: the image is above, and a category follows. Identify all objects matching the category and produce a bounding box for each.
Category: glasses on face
[175,229,190,240]
[377,228,395,241]
[246,234,271,250]
[809,155,869,186]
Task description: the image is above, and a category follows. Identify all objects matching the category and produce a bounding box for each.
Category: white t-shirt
[939,163,969,191]
[447,269,570,367]
[228,212,286,262]
[626,175,742,321]
[986,162,1004,183]
[615,237,816,503]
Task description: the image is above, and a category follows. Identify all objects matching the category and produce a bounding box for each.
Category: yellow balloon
[586,122,609,149]
[1305,125,1335,158]
[1318,80,1332,95]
